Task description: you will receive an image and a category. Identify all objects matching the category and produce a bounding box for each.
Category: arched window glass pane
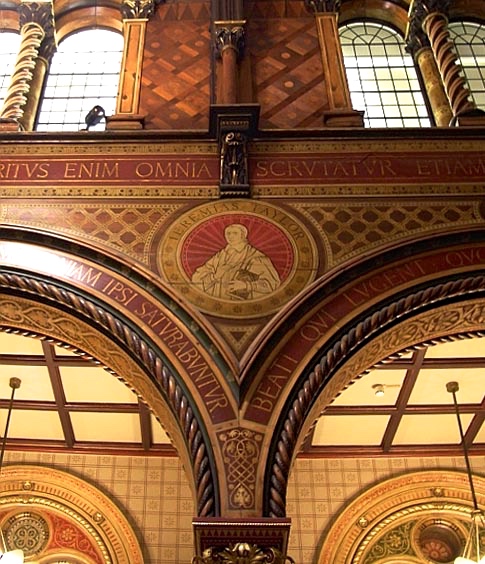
[449,21,485,109]
[0,32,21,107]
[37,29,123,131]
[340,22,431,127]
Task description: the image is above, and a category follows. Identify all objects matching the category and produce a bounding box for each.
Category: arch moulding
[0,464,143,563]
[0,232,234,517]
[317,470,485,564]
[250,235,485,517]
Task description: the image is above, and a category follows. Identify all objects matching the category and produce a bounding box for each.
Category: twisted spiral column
[422,11,475,118]
[0,22,45,122]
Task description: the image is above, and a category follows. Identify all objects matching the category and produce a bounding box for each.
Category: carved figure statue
[220,132,248,186]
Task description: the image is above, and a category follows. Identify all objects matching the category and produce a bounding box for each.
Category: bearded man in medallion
[191,224,281,300]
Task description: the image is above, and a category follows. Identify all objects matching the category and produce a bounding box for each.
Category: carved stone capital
[120,0,163,19]
[19,1,56,62]
[304,0,341,14]
[406,1,431,57]
[19,1,53,28]
[409,0,451,17]
[193,519,293,564]
[192,543,295,564]
[214,24,246,59]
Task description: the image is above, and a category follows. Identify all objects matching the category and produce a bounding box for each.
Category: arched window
[0,31,21,108]
[36,29,123,131]
[449,21,485,109]
[339,22,431,127]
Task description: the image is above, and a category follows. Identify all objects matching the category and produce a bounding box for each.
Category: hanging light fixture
[447,381,485,564]
[0,378,23,564]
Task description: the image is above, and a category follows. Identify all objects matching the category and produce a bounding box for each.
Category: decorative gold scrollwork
[192,543,295,564]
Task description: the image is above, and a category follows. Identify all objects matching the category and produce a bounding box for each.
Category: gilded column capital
[192,543,295,564]
[18,1,56,61]
[120,0,163,19]
[214,22,246,59]
[19,2,57,63]
[406,1,431,58]
[19,1,53,28]
[409,0,451,17]
[192,519,293,564]
[304,0,341,14]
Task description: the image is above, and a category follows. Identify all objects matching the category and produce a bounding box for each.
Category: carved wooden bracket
[193,518,293,563]
[210,104,259,198]
[193,543,295,564]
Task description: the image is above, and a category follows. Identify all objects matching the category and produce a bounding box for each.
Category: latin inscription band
[1,152,484,184]
[0,241,235,424]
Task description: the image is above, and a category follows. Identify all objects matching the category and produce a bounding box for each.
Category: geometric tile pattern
[4,203,179,266]
[141,3,211,130]
[248,16,327,129]
[287,455,485,563]
[5,451,483,564]
[294,202,481,268]
[5,451,195,564]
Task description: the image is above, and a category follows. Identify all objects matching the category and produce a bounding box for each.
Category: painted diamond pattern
[7,205,178,265]
[249,17,326,129]
[140,5,211,130]
[297,203,480,267]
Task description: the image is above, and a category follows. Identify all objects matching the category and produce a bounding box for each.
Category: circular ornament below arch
[0,465,143,564]
[317,470,485,564]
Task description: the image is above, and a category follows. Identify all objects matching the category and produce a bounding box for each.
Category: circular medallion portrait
[159,200,318,318]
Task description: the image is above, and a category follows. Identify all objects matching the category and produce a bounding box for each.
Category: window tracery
[449,21,485,109]
[339,22,431,127]
[0,31,21,107]
[36,29,123,131]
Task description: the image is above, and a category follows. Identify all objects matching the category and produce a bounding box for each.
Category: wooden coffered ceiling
[0,331,173,456]
[0,330,484,459]
[308,337,485,457]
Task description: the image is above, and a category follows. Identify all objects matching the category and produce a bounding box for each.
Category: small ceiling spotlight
[372,383,400,397]
[83,105,106,130]
[372,384,385,397]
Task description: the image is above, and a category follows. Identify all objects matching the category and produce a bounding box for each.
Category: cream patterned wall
[287,456,485,564]
[3,451,195,564]
[3,452,484,564]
